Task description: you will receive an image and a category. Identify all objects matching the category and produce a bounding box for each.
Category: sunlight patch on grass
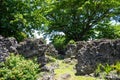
[54,60,98,80]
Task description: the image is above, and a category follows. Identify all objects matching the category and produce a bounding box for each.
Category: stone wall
[17,38,58,66]
[0,35,58,66]
[0,35,18,62]
[75,39,120,75]
[1,35,120,75]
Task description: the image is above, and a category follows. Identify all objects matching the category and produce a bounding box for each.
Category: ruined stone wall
[74,39,120,75]
[17,38,58,66]
[0,35,18,62]
[1,35,120,75]
[0,35,58,66]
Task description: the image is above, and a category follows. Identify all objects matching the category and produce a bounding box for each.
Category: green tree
[0,0,46,41]
[52,35,66,51]
[94,23,120,39]
[44,0,120,42]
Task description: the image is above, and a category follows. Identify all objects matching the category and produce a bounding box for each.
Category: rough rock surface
[76,39,120,75]
[0,35,18,62]
[0,35,58,66]
[65,44,77,57]
[59,73,71,80]
[17,39,58,66]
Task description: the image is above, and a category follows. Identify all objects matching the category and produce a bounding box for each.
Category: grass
[54,60,98,80]
[46,55,99,80]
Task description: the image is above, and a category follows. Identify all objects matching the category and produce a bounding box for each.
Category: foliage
[0,54,39,80]
[113,25,120,38]
[52,36,77,53]
[95,62,120,75]
[94,24,120,39]
[95,64,113,75]
[102,64,113,75]
[0,0,46,41]
[44,0,120,42]
[68,40,76,45]
[1,0,120,42]
[95,64,103,74]
[52,35,67,51]
[112,62,120,74]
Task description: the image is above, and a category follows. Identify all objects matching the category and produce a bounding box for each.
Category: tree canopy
[0,0,46,41]
[0,0,120,43]
[44,0,120,42]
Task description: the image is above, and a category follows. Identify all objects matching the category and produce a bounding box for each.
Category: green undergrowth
[95,62,120,79]
[0,54,39,80]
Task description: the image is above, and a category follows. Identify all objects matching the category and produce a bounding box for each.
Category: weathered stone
[60,73,71,80]
[65,44,77,57]
[0,36,18,62]
[76,39,120,75]
[17,38,58,66]
[105,75,120,80]
[41,64,56,80]
[41,72,54,80]
[0,35,58,66]
[104,70,120,80]
[63,58,71,63]
[45,44,58,57]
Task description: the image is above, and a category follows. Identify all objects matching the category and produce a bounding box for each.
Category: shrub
[95,64,103,75]
[112,62,120,74]
[95,63,113,75]
[95,62,120,77]
[68,40,76,45]
[0,54,39,80]
[52,35,66,50]
[102,64,113,75]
